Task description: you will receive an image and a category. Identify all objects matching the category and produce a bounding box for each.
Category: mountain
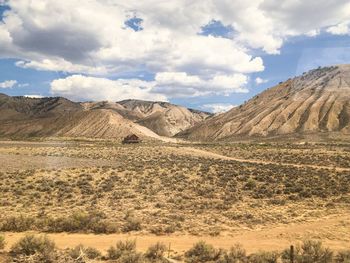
[80,99,211,137]
[179,65,350,140]
[0,94,211,140]
[117,100,211,136]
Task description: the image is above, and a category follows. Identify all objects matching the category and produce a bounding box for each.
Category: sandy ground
[0,153,111,172]
[2,214,350,254]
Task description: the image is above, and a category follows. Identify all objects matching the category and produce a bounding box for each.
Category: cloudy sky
[0,0,350,113]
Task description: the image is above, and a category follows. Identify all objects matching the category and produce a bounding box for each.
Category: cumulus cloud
[50,75,167,102]
[202,103,237,113]
[0,80,17,88]
[153,72,248,98]
[1,0,350,100]
[255,77,268,85]
[154,72,248,97]
[327,22,349,35]
[50,73,248,101]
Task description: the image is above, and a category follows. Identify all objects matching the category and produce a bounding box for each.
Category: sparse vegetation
[107,240,143,262]
[185,241,223,262]
[1,233,350,262]
[10,234,56,261]
[0,141,349,236]
[282,240,333,263]
[69,244,101,260]
[144,242,167,262]
[0,140,349,259]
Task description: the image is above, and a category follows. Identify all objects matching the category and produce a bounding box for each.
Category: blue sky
[1,1,350,112]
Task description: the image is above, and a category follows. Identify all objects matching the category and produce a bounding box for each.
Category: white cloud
[155,72,202,86]
[0,80,17,88]
[0,0,350,100]
[50,73,248,101]
[23,94,43,98]
[327,22,349,35]
[202,103,237,113]
[255,77,268,85]
[15,59,109,75]
[305,29,320,37]
[50,75,166,102]
[153,72,248,97]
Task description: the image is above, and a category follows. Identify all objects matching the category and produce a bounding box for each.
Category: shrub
[10,234,55,258]
[336,250,350,263]
[118,252,144,263]
[0,215,35,232]
[281,240,333,263]
[249,251,279,263]
[185,241,223,263]
[46,210,112,233]
[69,244,101,260]
[0,234,5,250]
[245,178,257,190]
[145,242,167,262]
[219,244,247,263]
[108,240,139,260]
[123,214,142,232]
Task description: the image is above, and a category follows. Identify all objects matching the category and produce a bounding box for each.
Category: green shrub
[10,234,55,258]
[245,178,257,190]
[185,241,223,263]
[145,242,167,262]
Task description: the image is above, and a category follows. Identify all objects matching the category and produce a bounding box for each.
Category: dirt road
[177,147,350,172]
[3,214,350,253]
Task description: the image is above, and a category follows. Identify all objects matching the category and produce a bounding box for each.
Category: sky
[0,1,350,113]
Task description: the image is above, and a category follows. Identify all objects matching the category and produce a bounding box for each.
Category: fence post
[290,245,294,263]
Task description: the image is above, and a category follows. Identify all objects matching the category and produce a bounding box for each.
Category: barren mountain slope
[0,94,83,137]
[180,65,350,140]
[0,94,208,140]
[117,99,212,136]
[81,101,143,121]
[54,109,164,140]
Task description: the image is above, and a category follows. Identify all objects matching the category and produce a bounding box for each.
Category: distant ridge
[0,94,211,140]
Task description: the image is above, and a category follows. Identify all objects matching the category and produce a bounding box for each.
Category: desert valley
[0,65,350,262]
